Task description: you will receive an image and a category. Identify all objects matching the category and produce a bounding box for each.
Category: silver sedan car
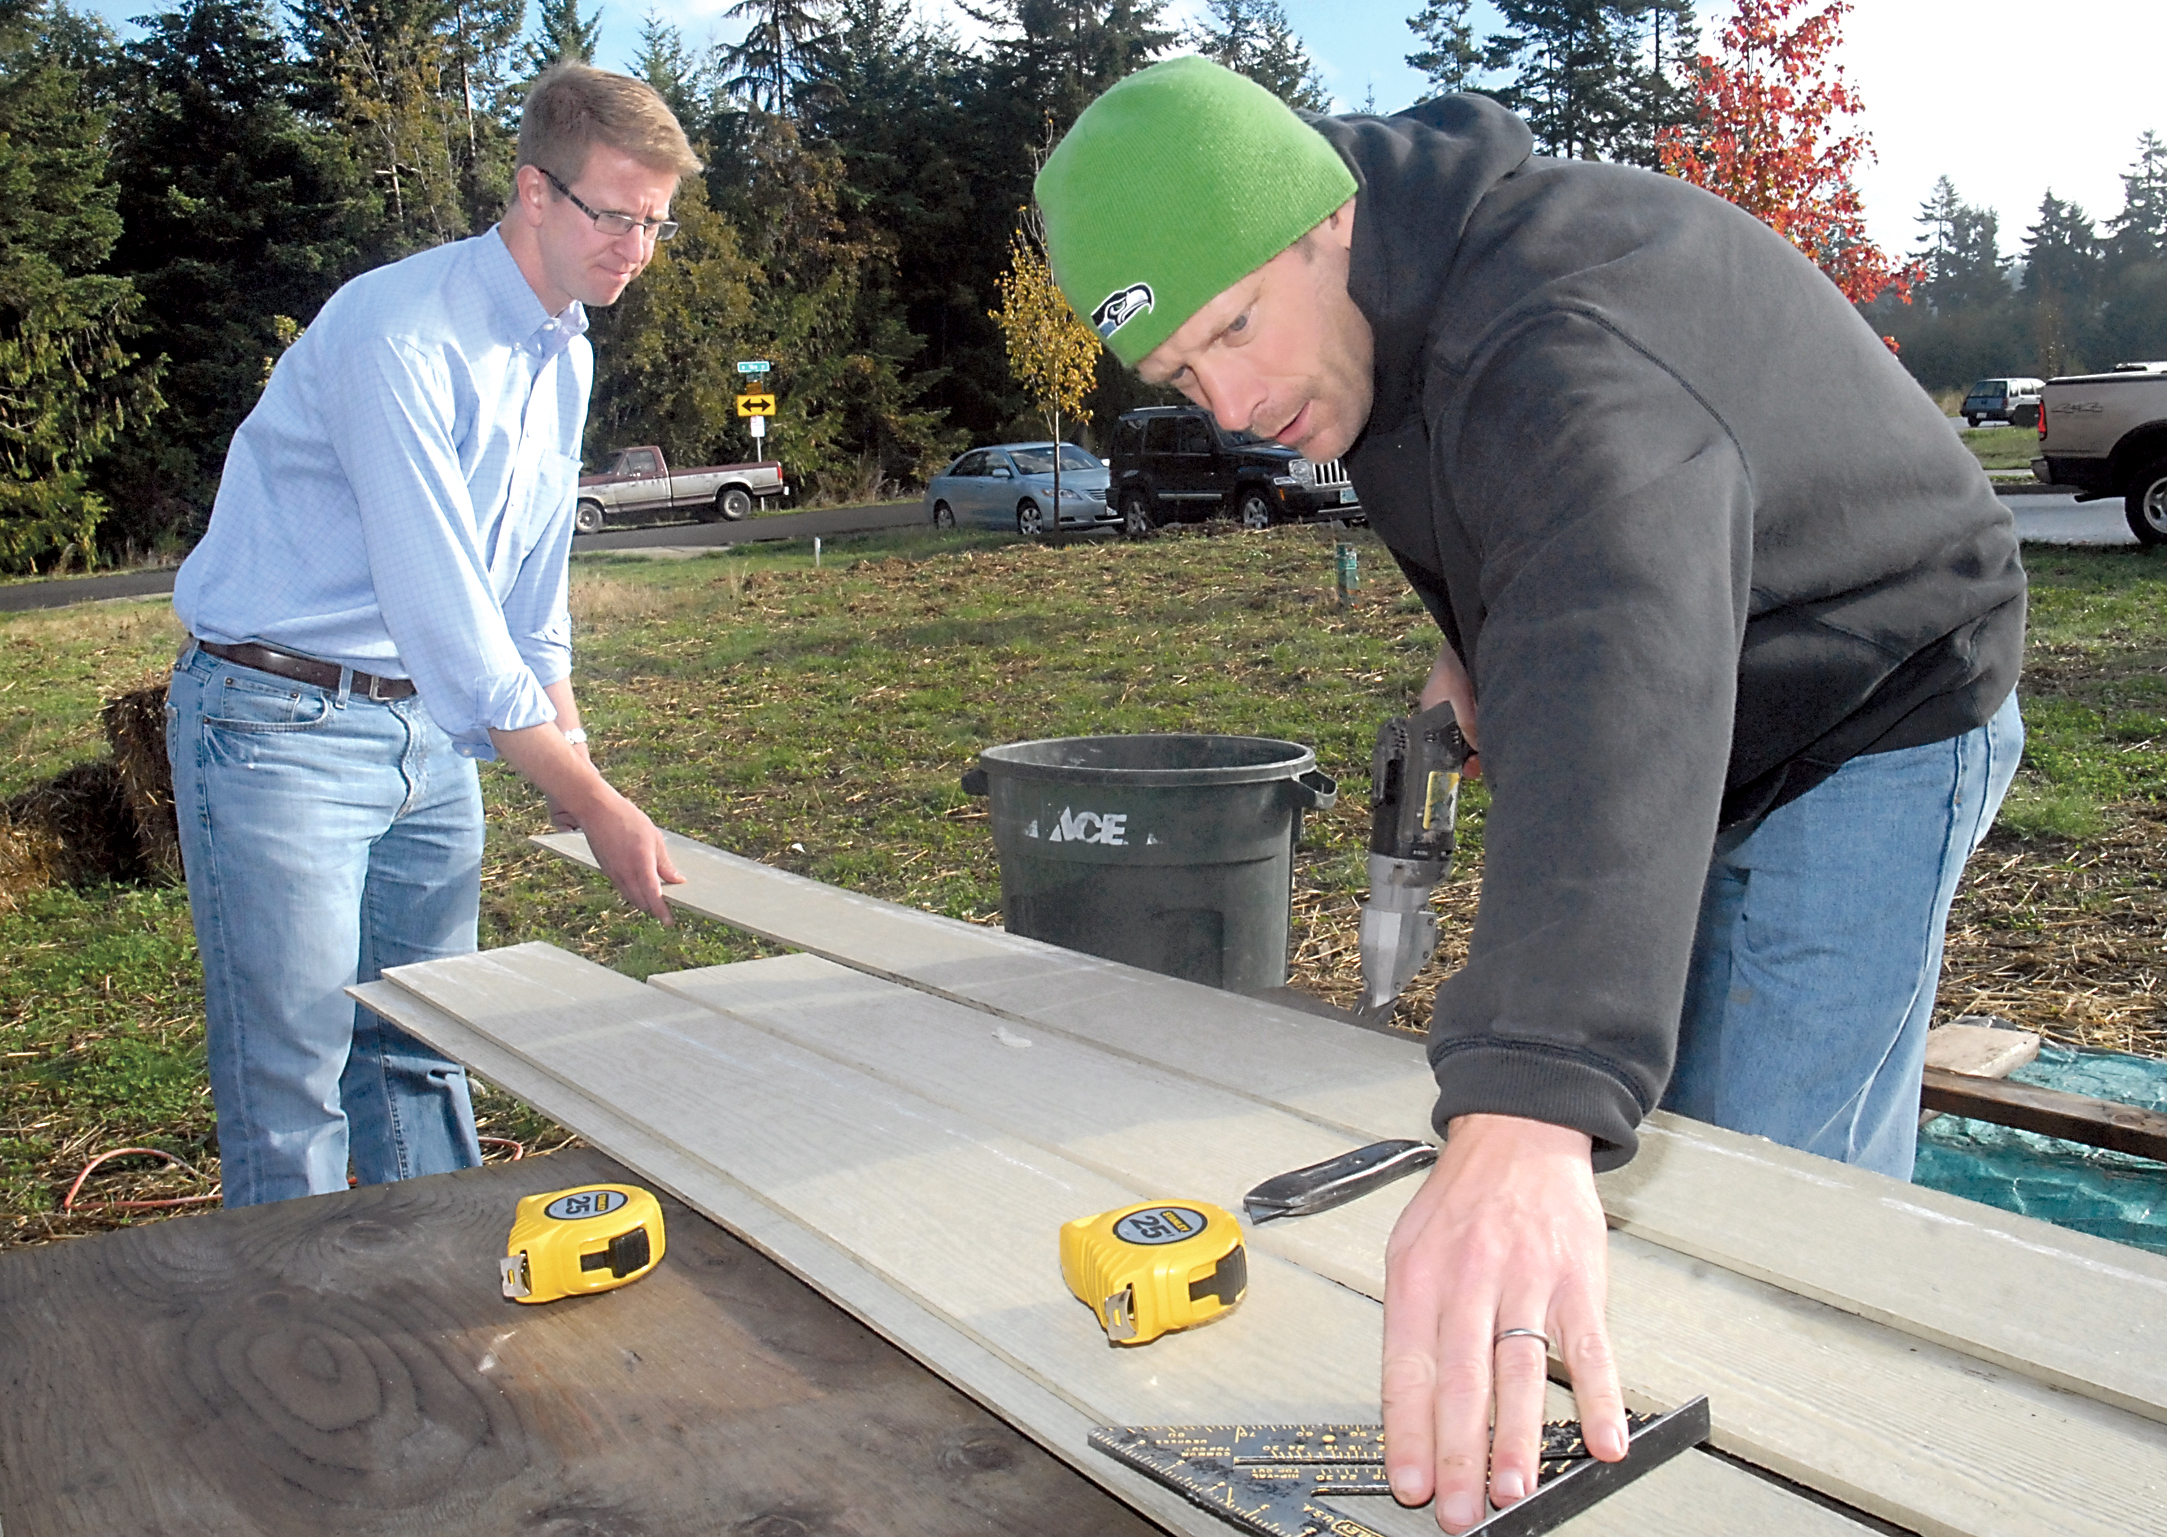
[925,443,1117,535]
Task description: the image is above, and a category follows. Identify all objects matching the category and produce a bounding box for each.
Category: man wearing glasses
[168,64,696,1207]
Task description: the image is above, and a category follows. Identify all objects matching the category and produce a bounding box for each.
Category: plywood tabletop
[0,1147,1161,1537]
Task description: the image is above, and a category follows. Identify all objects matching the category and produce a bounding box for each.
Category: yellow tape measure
[501,1183,665,1304]
[1060,1199,1247,1345]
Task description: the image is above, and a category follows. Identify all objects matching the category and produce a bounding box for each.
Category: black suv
[1107,405,1363,535]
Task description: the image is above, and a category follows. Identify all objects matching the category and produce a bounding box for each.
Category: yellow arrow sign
[736,393,777,417]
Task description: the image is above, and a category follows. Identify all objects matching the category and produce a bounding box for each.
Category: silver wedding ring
[1493,1327,1551,1350]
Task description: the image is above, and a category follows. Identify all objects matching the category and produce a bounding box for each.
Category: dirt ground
[1286,811,2167,1060]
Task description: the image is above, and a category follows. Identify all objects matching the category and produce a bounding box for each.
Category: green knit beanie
[1036,56,1357,367]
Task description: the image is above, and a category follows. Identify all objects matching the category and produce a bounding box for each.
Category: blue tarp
[1912,1043,2167,1256]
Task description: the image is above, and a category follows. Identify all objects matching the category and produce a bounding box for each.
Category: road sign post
[738,390,775,448]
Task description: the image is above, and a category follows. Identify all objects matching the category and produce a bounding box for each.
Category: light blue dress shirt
[175,228,592,759]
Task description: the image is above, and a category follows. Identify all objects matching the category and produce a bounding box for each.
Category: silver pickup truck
[2032,362,2167,543]
[575,445,786,533]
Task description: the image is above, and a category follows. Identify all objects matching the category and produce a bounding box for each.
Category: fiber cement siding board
[367,951,1866,1537]
[1601,1116,2167,1425]
[534,831,2167,1425]
[533,830,1440,1137]
[651,951,2167,1537]
[346,983,1217,1537]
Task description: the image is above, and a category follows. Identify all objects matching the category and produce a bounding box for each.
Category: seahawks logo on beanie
[1091,283,1155,339]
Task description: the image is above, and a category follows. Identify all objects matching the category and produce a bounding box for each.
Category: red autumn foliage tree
[1658,0,1916,304]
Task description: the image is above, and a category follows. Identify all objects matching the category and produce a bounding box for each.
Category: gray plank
[532,831,2167,1425]
[370,951,1871,1537]
[651,951,2167,1537]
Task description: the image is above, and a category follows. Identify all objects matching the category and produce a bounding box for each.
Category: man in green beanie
[1039,56,2024,1534]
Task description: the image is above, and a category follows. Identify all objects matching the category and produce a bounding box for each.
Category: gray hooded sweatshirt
[1310,97,2025,1169]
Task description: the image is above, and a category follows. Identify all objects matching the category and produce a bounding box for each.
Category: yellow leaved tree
[990,218,1102,540]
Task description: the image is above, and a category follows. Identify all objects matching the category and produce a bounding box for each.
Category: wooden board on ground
[532,830,2167,1427]
[647,950,2167,1537]
[1918,1065,2167,1161]
[369,947,1873,1537]
[1924,1021,2041,1078]
[0,1144,1161,1537]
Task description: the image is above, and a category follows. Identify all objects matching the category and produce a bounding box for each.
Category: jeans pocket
[203,675,335,734]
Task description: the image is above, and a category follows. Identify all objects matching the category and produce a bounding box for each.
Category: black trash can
[961,734,1337,992]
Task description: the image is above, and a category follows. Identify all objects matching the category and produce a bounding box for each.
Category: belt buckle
[364,672,400,702]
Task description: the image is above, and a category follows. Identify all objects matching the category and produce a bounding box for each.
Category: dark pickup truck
[575,445,786,533]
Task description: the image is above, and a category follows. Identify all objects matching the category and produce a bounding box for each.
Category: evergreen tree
[1613,0,1696,166]
[2024,191,2098,302]
[941,0,1171,437]
[1912,174,1960,283]
[100,0,367,550]
[1941,203,2008,311]
[2107,131,2167,268]
[2024,190,2099,375]
[1190,0,1328,112]
[289,0,522,251]
[522,0,596,72]
[632,10,715,132]
[711,111,959,493]
[1481,0,1640,161]
[964,0,1174,149]
[718,0,829,115]
[0,0,161,572]
[1407,0,1482,98]
[2100,133,2167,365]
[795,0,1006,437]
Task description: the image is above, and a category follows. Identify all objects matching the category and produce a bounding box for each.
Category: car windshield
[1009,445,1101,474]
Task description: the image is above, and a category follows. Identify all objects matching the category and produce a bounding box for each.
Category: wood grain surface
[0,1146,1160,1537]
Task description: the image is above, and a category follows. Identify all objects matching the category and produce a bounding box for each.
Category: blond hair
[518,63,703,182]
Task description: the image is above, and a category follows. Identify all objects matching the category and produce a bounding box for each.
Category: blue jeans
[166,643,485,1207]
[1663,691,2023,1178]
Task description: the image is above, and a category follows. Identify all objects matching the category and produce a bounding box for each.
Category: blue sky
[76,0,2164,261]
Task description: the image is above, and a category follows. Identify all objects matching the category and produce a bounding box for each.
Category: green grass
[2003,547,2167,837]
[1,524,2159,1236]
[1960,423,2041,471]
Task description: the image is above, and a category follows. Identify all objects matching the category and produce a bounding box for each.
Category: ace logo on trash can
[1025,806,1130,846]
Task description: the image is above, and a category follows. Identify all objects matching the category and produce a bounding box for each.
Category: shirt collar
[534,302,588,362]
[483,225,589,361]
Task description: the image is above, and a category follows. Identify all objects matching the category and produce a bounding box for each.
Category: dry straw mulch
[1284,809,2167,1060]
[0,678,177,911]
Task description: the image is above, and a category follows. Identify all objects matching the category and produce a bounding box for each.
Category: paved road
[0,489,2138,614]
[0,565,186,612]
[0,500,932,613]
[2009,491,2137,546]
[573,498,926,553]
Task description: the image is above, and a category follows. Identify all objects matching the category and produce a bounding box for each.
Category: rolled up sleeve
[328,335,555,756]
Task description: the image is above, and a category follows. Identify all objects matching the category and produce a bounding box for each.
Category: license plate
[1339,486,1359,504]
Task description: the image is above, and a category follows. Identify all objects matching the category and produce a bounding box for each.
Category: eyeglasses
[539,167,680,241]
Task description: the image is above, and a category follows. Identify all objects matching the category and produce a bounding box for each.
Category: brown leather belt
[196,640,417,701]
